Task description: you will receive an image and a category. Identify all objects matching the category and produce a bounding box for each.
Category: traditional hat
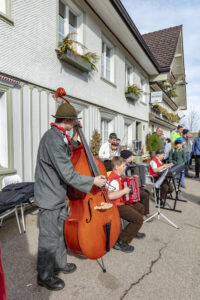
[52,103,81,119]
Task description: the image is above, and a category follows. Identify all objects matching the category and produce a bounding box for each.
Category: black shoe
[37,275,65,291]
[113,239,134,253]
[135,232,146,239]
[194,175,199,178]
[54,263,77,275]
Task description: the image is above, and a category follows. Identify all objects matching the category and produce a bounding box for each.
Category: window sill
[0,168,17,176]
[56,49,92,72]
[125,92,139,102]
[101,77,116,88]
[0,12,14,25]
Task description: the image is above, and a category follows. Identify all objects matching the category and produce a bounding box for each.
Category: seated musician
[149,149,174,206]
[168,138,186,188]
[120,150,150,216]
[107,156,145,253]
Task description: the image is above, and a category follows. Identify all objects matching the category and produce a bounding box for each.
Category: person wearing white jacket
[99,132,120,171]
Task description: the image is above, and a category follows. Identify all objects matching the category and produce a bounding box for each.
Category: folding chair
[1,175,34,233]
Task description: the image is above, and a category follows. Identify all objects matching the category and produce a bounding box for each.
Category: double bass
[55,88,121,260]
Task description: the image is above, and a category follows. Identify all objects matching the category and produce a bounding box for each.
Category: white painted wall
[0,0,151,183]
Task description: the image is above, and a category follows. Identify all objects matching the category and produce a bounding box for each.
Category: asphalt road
[1,170,200,300]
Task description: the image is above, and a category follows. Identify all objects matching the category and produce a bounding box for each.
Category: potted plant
[125,84,143,101]
[56,32,99,72]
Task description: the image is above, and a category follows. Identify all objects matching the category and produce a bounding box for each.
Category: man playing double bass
[34,102,106,291]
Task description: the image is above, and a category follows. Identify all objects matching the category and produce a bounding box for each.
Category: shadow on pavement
[0,207,51,300]
[181,191,200,205]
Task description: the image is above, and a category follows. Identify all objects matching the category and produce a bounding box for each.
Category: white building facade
[0,0,163,185]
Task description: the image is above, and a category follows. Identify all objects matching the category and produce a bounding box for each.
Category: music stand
[144,168,179,229]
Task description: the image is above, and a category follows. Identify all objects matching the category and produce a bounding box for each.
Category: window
[125,62,133,87]
[0,0,6,14]
[141,78,147,103]
[58,1,83,52]
[101,119,109,144]
[0,89,8,169]
[101,37,114,82]
[0,0,12,22]
[124,121,133,149]
[59,1,65,42]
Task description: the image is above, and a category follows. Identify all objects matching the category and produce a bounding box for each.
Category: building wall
[0,0,150,185]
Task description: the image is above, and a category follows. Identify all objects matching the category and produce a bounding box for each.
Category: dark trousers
[195,155,200,177]
[37,206,68,280]
[118,202,144,244]
[185,152,191,175]
[154,178,174,200]
[104,160,112,172]
[140,188,150,215]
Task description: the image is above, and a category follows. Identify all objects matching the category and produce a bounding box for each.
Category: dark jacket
[34,126,94,210]
[168,148,186,165]
[147,133,162,153]
[192,136,200,156]
[0,182,34,213]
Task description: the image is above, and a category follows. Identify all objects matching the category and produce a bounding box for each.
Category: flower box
[56,49,91,72]
[125,92,139,101]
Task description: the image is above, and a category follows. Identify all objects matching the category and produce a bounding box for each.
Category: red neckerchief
[50,122,72,148]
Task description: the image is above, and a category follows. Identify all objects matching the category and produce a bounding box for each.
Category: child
[120,149,150,216]
[149,149,174,205]
[107,157,145,253]
[168,138,186,188]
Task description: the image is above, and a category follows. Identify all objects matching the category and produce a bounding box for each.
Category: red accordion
[121,175,140,204]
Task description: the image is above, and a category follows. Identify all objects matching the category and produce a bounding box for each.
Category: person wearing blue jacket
[193,130,200,178]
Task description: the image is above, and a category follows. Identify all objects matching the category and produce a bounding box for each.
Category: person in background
[116,138,122,152]
[149,149,174,206]
[182,129,193,178]
[161,134,166,147]
[107,157,145,253]
[163,138,171,162]
[188,133,194,169]
[192,130,200,179]
[171,125,183,144]
[168,137,186,188]
[120,150,150,216]
[99,132,120,171]
[147,127,163,158]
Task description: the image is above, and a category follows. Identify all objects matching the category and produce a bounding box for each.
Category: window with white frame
[124,121,133,149]
[58,0,83,52]
[101,37,114,82]
[0,90,8,168]
[0,0,6,14]
[101,118,114,144]
[141,78,147,103]
[125,62,133,87]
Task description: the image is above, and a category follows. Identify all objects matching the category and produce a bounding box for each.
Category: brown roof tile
[142,25,182,68]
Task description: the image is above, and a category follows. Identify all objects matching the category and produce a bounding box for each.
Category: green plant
[163,81,178,98]
[90,130,102,157]
[126,84,143,97]
[57,32,99,71]
[152,104,179,123]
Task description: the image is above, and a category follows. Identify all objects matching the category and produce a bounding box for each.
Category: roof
[109,0,168,73]
[142,25,182,69]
